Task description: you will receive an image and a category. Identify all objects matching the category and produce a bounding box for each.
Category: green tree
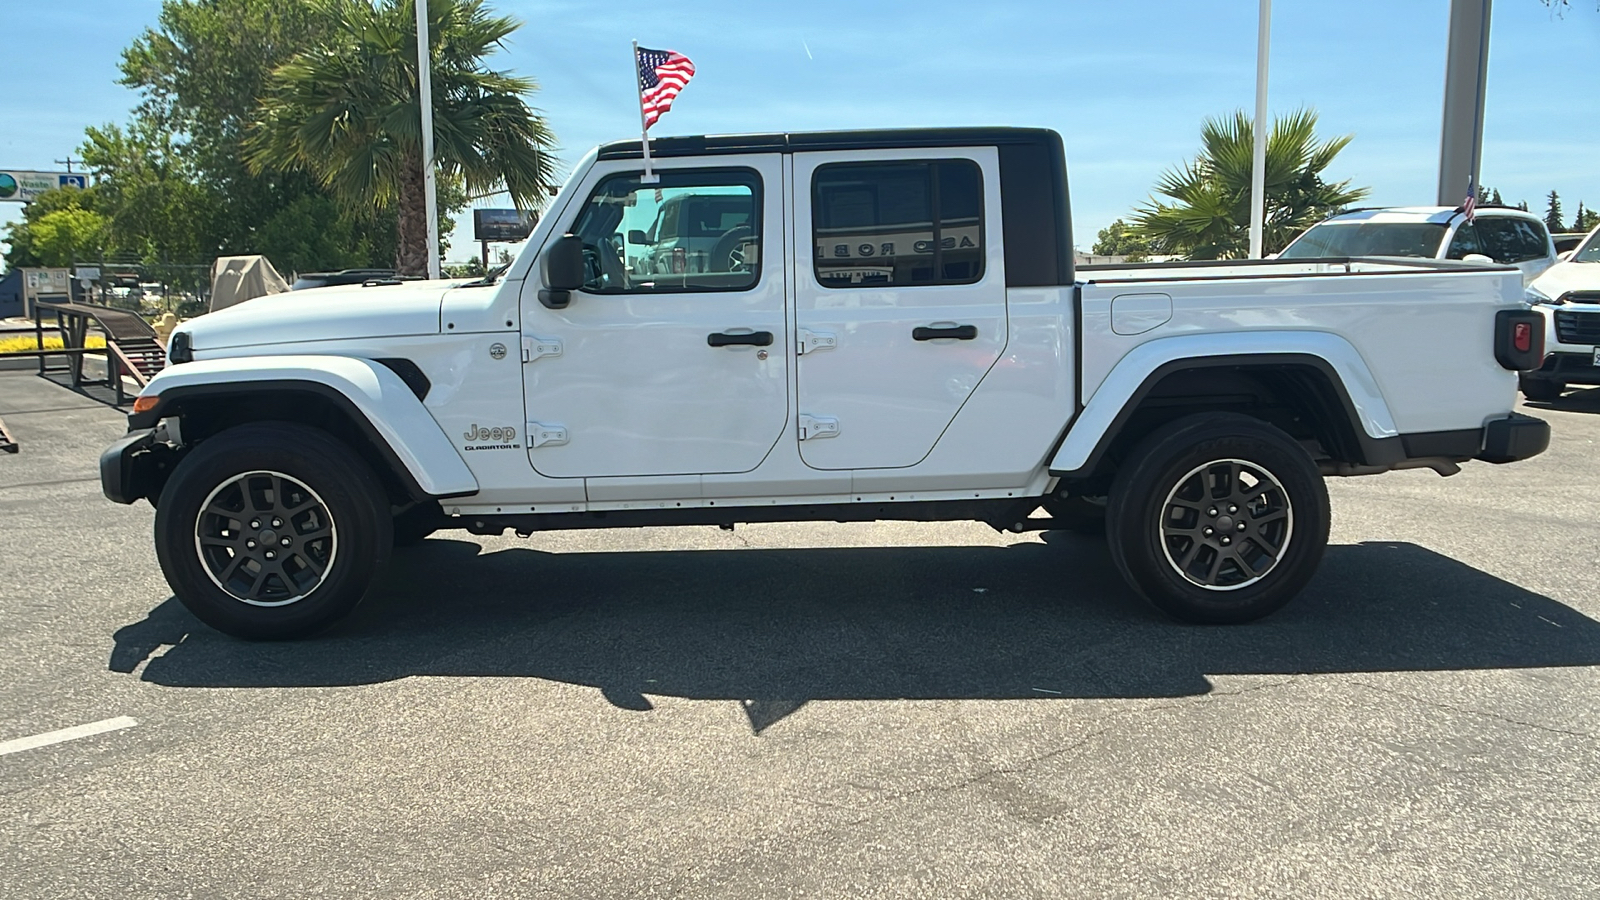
[247,0,558,275]
[1545,190,1564,233]
[29,208,111,268]
[2,187,111,269]
[1129,109,1368,259]
[78,121,219,268]
[1571,202,1599,234]
[118,0,396,270]
[1091,219,1152,261]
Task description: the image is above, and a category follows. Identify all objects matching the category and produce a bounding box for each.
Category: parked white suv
[1522,225,1600,400]
[1278,206,1558,286]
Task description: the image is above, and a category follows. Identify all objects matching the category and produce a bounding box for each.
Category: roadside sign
[74,267,100,282]
[0,171,90,202]
[474,208,537,242]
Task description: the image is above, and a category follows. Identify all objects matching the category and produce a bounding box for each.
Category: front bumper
[1477,413,1550,464]
[100,428,170,505]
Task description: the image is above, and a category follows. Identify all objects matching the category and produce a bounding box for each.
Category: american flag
[1462,182,1477,223]
[636,46,695,129]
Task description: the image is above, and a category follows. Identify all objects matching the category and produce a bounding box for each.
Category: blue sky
[2,0,1597,264]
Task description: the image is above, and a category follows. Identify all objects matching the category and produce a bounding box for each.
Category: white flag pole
[416,0,440,279]
[1247,0,1272,259]
[633,40,659,185]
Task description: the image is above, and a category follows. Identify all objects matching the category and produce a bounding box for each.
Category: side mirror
[1461,253,1495,266]
[627,229,649,245]
[539,234,584,309]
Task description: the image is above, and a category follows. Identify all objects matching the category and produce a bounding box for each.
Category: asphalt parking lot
[3,368,1599,899]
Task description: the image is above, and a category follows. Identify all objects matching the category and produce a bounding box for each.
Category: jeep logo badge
[489,342,507,360]
[462,424,520,450]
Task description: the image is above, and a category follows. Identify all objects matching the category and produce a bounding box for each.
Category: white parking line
[0,717,139,757]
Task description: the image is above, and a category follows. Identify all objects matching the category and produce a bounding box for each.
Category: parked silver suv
[1278,206,1558,286]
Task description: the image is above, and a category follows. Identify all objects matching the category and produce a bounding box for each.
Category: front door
[521,156,788,479]
[790,148,1008,470]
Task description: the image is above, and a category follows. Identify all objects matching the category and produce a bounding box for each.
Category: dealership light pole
[1247,0,1272,259]
[415,0,441,279]
[1438,0,1491,206]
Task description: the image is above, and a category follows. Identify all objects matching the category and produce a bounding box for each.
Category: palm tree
[1131,109,1368,259]
[247,0,557,275]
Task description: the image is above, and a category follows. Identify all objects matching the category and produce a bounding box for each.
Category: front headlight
[1525,287,1556,306]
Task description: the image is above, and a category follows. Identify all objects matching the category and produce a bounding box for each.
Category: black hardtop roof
[595,126,1060,160]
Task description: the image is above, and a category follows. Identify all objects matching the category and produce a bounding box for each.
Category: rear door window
[811,160,985,287]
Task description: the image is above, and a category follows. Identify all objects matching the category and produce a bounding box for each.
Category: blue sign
[58,174,87,190]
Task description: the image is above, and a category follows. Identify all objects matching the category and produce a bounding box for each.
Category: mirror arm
[538,288,571,309]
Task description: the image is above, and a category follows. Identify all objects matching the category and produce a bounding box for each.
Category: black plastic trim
[454,497,1033,536]
[912,325,977,341]
[595,127,1061,161]
[1400,429,1484,459]
[1048,354,1403,478]
[1478,412,1550,463]
[1494,309,1545,371]
[100,428,155,504]
[375,358,431,400]
[167,330,192,364]
[125,381,469,502]
[997,134,1072,287]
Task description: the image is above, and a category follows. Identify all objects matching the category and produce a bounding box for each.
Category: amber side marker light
[132,396,160,415]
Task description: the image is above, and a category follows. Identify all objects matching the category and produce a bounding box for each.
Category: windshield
[1574,230,1600,263]
[1279,221,1448,259]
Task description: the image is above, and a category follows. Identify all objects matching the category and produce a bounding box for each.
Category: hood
[1529,260,1600,302]
[175,280,459,353]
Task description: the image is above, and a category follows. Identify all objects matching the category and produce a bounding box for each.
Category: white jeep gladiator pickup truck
[101,128,1551,640]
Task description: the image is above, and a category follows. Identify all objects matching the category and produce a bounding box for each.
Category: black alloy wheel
[1105,413,1329,624]
[1158,459,1292,590]
[195,471,337,605]
[155,422,392,640]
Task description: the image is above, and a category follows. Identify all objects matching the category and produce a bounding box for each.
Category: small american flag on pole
[636,46,695,129]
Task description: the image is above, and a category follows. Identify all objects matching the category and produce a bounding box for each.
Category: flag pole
[633,40,659,185]
[1247,0,1272,259]
[416,0,440,279]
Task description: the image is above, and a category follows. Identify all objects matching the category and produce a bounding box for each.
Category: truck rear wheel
[1104,413,1329,624]
[154,422,393,640]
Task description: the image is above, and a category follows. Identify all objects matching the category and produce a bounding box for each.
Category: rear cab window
[811,160,985,287]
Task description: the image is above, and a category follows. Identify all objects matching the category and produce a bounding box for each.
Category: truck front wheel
[154,422,393,640]
[1105,414,1329,624]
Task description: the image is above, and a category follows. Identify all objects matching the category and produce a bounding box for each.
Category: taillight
[1494,309,1544,371]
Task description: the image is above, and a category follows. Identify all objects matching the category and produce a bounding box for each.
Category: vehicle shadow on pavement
[110,536,1600,732]
[1524,385,1600,415]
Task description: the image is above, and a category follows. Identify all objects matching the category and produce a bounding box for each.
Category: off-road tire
[154,422,392,640]
[1105,413,1329,624]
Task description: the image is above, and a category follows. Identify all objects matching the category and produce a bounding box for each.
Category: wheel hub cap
[194,470,338,607]
[1159,458,1294,592]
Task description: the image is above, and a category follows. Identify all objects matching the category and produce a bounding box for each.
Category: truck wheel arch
[125,356,478,506]
[1051,341,1404,482]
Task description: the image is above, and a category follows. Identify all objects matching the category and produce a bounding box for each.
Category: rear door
[789,147,1007,470]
